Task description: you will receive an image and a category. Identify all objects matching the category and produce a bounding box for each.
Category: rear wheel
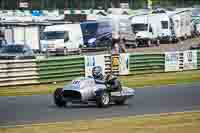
[96,91,110,108]
[54,88,66,107]
[156,39,160,46]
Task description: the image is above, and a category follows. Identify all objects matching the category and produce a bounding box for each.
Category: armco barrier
[0,50,199,87]
[36,56,85,83]
[0,59,39,86]
[198,50,200,69]
[129,53,165,75]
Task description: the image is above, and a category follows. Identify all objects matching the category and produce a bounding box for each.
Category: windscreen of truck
[161,21,169,29]
[42,31,66,40]
[132,24,148,32]
[0,45,24,54]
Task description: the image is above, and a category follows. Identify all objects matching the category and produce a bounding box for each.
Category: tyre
[156,40,160,46]
[115,98,126,105]
[96,91,110,108]
[147,40,152,47]
[54,88,66,107]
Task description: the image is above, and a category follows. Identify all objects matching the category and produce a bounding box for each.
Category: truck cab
[131,15,156,47]
[40,24,84,53]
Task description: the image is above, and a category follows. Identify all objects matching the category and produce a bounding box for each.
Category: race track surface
[0,84,200,126]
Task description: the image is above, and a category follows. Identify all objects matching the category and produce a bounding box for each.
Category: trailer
[111,14,137,48]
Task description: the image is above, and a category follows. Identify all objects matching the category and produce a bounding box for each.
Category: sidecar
[53,77,135,108]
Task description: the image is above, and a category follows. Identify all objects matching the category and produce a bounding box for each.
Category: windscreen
[42,31,65,40]
[0,45,24,53]
[132,23,148,32]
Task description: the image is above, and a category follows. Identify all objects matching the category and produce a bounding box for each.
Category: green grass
[0,70,200,96]
[1,111,200,133]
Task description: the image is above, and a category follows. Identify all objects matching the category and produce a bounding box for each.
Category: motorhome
[131,9,192,46]
[40,24,84,52]
[168,9,192,40]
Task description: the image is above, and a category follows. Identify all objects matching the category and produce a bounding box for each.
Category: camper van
[131,9,192,46]
[40,24,84,52]
[168,9,192,40]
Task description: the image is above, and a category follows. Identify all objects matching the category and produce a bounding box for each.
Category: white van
[131,14,161,47]
[40,24,84,52]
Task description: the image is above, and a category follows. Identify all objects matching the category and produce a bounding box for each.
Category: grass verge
[0,111,200,133]
[0,70,200,96]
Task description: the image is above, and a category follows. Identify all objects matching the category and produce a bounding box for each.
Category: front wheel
[54,88,66,107]
[96,91,110,108]
[147,40,152,47]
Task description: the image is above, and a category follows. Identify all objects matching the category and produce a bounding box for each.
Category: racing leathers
[106,77,122,92]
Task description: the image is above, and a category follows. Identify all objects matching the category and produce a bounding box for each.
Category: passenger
[105,74,122,92]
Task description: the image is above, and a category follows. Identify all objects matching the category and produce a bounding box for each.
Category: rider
[92,66,105,84]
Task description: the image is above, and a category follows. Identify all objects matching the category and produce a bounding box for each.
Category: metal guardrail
[197,50,200,69]
[36,56,85,83]
[129,53,165,75]
[0,59,39,86]
[0,50,199,87]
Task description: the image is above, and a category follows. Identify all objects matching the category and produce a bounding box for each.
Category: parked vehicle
[191,8,200,36]
[53,76,135,108]
[131,9,192,46]
[40,24,84,53]
[168,9,192,40]
[131,14,161,47]
[80,20,112,48]
[0,44,35,59]
[111,14,137,48]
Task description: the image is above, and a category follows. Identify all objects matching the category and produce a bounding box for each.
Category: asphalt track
[0,83,200,126]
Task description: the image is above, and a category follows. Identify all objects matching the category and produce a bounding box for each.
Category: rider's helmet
[92,66,103,79]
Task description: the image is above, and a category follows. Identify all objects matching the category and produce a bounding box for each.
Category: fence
[129,53,165,75]
[36,56,85,83]
[0,50,199,87]
[198,50,200,69]
[0,59,39,87]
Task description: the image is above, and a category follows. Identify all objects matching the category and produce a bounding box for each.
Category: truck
[131,13,161,47]
[80,20,112,48]
[40,20,112,53]
[40,24,84,53]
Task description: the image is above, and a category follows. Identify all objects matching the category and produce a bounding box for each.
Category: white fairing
[62,77,135,102]
[63,77,105,101]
